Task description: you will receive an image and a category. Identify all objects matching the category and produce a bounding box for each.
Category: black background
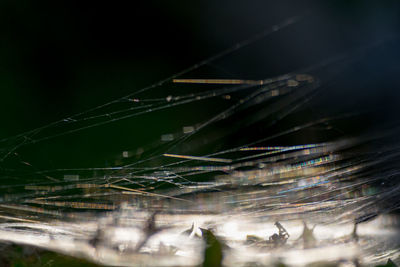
[0,1,399,169]
[1,1,398,135]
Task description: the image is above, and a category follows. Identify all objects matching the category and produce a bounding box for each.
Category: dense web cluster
[0,13,399,267]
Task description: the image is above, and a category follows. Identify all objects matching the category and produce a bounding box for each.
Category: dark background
[0,1,399,170]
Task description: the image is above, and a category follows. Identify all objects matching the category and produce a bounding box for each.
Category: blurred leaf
[200,228,223,267]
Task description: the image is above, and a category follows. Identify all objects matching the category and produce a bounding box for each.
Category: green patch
[376,259,398,267]
[0,244,102,267]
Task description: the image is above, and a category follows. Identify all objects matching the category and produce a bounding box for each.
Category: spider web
[0,12,399,266]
